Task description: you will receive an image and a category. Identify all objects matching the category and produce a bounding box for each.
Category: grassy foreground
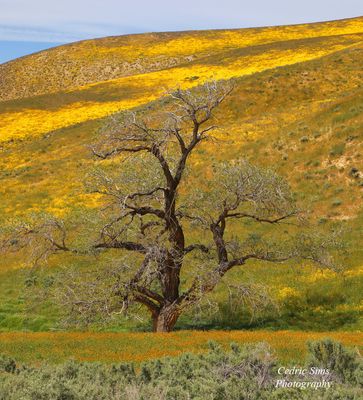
[0,330,362,365]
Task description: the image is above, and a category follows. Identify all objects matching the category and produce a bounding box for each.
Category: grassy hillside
[1,16,362,102]
[0,17,362,332]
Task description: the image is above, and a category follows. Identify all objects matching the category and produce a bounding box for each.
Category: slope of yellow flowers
[1,32,362,142]
[1,16,363,102]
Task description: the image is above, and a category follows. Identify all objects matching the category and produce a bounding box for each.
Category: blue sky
[0,0,362,64]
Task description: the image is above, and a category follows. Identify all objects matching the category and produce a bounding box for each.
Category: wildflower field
[0,330,362,365]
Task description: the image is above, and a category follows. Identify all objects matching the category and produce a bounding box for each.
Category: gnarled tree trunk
[152,305,180,332]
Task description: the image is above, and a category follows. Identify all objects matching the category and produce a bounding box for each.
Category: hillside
[0,17,362,332]
[1,17,363,102]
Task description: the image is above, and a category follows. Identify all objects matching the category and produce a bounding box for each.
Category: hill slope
[0,17,362,332]
[1,16,363,102]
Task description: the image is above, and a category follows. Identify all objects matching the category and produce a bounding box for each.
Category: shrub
[349,167,360,179]
[0,340,362,399]
[330,143,345,157]
[306,288,346,309]
[307,339,361,384]
[0,355,16,373]
[332,199,343,207]
[313,131,321,139]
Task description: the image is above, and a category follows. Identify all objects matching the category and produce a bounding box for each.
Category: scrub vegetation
[0,339,362,399]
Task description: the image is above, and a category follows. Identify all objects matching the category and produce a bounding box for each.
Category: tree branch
[135,285,164,306]
[184,244,209,254]
[124,205,165,219]
[224,253,292,271]
[126,187,165,200]
[94,241,147,253]
[225,211,298,224]
[91,145,151,159]
[134,293,160,314]
[150,144,175,187]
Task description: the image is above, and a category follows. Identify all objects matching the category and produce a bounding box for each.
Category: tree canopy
[2,81,343,332]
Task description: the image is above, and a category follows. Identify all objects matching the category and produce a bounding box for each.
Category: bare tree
[2,81,343,332]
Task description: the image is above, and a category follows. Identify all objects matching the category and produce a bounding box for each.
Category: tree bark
[152,306,180,332]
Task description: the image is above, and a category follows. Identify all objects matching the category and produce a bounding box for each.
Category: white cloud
[0,25,80,42]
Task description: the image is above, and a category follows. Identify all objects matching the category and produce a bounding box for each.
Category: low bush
[332,198,343,207]
[0,340,362,399]
[330,143,345,157]
[307,339,359,384]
